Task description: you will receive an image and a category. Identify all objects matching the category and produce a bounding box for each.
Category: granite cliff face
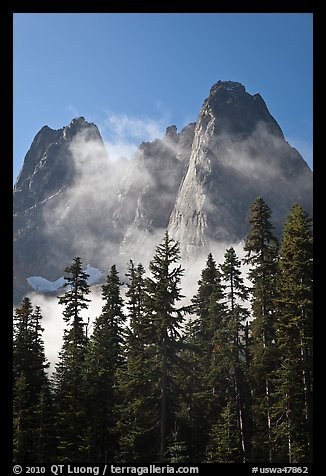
[167,81,312,255]
[114,123,196,262]
[13,81,313,303]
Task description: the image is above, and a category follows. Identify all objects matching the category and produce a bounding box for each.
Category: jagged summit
[200,80,284,139]
[167,81,310,254]
[209,80,246,95]
[14,116,104,213]
[13,81,312,303]
[70,116,87,125]
[64,116,99,136]
[165,125,178,139]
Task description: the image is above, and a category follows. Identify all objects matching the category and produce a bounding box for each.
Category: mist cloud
[26,241,250,373]
[36,113,311,368]
[99,112,169,163]
[29,287,104,375]
[42,112,192,279]
[41,118,151,272]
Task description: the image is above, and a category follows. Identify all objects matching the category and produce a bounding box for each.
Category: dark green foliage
[179,253,226,462]
[191,253,225,350]
[58,256,90,347]
[244,197,279,462]
[117,235,187,463]
[13,298,53,463]
[207,248,251,462]
[83,265,126,463]
[143,232,186,461]
[205,400,239,463]
[167,429,189,463]
[272,204,313,462]
[172,317,211,464]
[190,252,226,396]
[244,197,279,345]
[53,257,90,462]
[117,260,159,463]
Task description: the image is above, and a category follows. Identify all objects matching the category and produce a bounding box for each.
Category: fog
[24,239,250,375]
[19,111,311,373]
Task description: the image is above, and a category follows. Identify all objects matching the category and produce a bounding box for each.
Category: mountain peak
[13,115,105,216]
[67,116,88,129]
[200,79,284,139]
[13,80,312,304]
[64,116,98,136]
[209,80,246,97]
[70,116,86,124]
[167,81,311,254]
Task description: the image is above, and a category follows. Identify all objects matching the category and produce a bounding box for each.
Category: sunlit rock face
[167,81,312,256]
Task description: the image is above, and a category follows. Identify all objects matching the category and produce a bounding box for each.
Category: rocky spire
[167,81,312,256]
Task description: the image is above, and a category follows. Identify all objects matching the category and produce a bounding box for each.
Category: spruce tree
[144,232,185,461]
[13,298,52,463]
[191,253,225,352]
[244,197,279,462]
[83,264,125,463]
[117,261,159,463]
[166,428,189,463]
[184,253,226,462]
[173,317,210,463]
[273,204,313,462]
[125,261,146,332]
[205,399,239,463]
[53,257,90,462]
[208,247,251,462]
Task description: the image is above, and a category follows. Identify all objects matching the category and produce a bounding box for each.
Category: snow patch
[27,276,65,292]
[84,264,104,285]
[27,264,104,292]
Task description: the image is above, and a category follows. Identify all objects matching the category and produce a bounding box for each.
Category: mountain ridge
[13,80,313,304]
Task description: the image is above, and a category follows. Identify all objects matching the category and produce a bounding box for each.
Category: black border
[4,2,319,473]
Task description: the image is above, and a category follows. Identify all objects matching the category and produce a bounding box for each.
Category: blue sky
[13,13,313,182]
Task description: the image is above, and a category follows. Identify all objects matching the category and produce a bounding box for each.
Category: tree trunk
[265,377,273,463]
[235,376,246,463]
[262,324,273,464]
[160,337,168,461]
[286,391,292,463]
[300,334,313,454]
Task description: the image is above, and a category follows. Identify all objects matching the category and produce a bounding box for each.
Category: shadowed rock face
[13,81,312,304]
[13,117,108,303]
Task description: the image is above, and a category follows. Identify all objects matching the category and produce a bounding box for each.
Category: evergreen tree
[205,399,239,463]
[181,253,226,462]
[13,373,29,462]
[125,261,146,332]
[166,427,189,463]
[173,317,211,463]
[144,232,185,461]
[208,247,251,462]
[13,202,312,464]
[83,265,125,463]
[13,298,52,463]
[191,253,226,393]
[53,257,90,462]
[272,204,313,462]
[117,261,159,463]
[243,197,279,462]
[191,253,225,352]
